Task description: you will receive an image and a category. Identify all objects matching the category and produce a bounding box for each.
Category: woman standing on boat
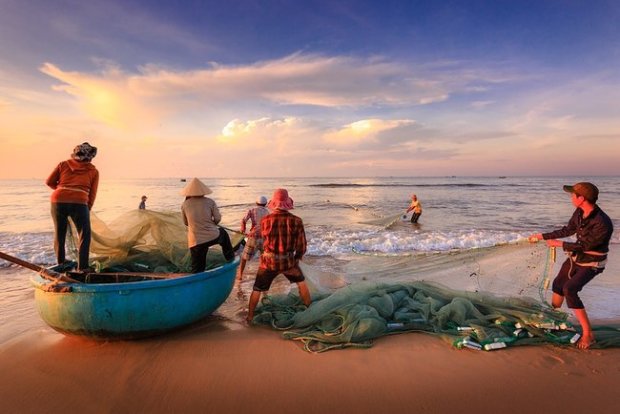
[45,142,99,271]
[181,178,235,273]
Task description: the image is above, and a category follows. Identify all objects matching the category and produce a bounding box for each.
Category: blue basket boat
[30,258,239,339]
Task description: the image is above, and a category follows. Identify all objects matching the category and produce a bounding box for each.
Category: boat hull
[31,258,239,339]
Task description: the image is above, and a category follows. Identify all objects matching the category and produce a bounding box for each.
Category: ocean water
[1,176,618,262]
[1,176,619,339]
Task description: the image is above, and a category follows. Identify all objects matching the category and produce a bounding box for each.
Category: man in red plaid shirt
[246,188,312,323]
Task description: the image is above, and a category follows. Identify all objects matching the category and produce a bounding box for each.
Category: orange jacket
[46,159,99,209]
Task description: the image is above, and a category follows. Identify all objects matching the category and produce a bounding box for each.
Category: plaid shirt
[240,205,270,238]
[259,210,306,271]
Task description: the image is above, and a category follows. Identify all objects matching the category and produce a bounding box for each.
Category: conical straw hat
[180,177,212,196]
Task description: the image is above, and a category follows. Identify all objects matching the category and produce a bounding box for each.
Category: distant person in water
[45,142,99,271]
[139,195,147,210]
[529,182,613,350]
[181,178,234,273]
[237,195,269,280]
[246,188,312,323]
[406,194,422,223]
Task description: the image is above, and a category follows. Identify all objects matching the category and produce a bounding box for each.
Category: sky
[0,0,619,178]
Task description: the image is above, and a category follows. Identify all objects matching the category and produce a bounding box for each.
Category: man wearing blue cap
[530,182,614,349]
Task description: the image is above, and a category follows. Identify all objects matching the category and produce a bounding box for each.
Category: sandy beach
[1,310,620,414]
[2,246,620,414]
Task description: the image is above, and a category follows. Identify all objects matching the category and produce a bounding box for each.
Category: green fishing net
[68,210,244,273]
[253,243,620,352]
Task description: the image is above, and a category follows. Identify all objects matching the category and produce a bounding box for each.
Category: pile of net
[254,280,620,352]
[68,210,244,273]
[253,243,620,352]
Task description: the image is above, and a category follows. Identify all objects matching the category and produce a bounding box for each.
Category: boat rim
[30,257,240,293]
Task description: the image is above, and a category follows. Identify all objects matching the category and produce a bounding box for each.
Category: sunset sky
[1,0,619,178]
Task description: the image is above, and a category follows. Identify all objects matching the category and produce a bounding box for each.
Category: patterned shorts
[242,236,263,261]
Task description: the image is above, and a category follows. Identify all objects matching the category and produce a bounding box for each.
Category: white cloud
[39,53,515,130]
[470,100,494,109]
[323,119,416,148]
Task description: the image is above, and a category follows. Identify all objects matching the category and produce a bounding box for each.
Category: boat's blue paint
[30,258,240,339]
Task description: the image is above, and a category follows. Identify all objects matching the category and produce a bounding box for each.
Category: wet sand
[1,314,620,414]
[2,248,620,413]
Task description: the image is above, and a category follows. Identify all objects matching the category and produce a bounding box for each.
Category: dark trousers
[410,212,421,223]
[552,258,603,309]
[189,227,234,273]
[51,202,91,270]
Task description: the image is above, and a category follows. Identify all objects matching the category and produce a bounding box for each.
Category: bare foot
[576,335,595,350]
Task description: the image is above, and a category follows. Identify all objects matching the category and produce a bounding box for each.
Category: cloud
[220,117,303,141]
[40,62,169,130]
[323,119,417,149]
[216,116,315,156]
[39,53,516,130]
[470,100,494,109]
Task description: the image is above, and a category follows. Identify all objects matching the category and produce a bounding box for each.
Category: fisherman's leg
[237,258,247,280]
[573,308,594,349]
[551,293,564,309]
[551,259,572,308]
[296,281,312,307]
[284,265,312,306]
[70,204,91,270]
[562,266,598,309]
[190,242,209,273]
[247,268,276,322]
[218,227,235,261]
[51,203,68,265]
[247,290,261,323]
[563,266,600,349]
[238,237,256,279]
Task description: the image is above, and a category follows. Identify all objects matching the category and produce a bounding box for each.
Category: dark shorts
[253,264,305,292]
[552,258,603,309]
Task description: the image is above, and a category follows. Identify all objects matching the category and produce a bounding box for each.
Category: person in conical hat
[181,177,234,273]
[237,195,269,281]
[45,142,99,271]
[179,177,212,196]
[246,188,312,323]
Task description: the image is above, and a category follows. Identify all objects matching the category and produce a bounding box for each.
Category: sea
[1,176,619,343]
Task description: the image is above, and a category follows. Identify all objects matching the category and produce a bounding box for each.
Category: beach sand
[2,247,620,414]
[1,315,620,414]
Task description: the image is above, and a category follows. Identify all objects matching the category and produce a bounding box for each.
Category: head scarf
[71,142,98,162]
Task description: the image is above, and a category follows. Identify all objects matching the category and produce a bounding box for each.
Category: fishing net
[255,242,620,352]
[358,212,404,227]
[68,210,244,273]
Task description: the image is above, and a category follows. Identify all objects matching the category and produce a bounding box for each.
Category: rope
[538,247,556,307]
